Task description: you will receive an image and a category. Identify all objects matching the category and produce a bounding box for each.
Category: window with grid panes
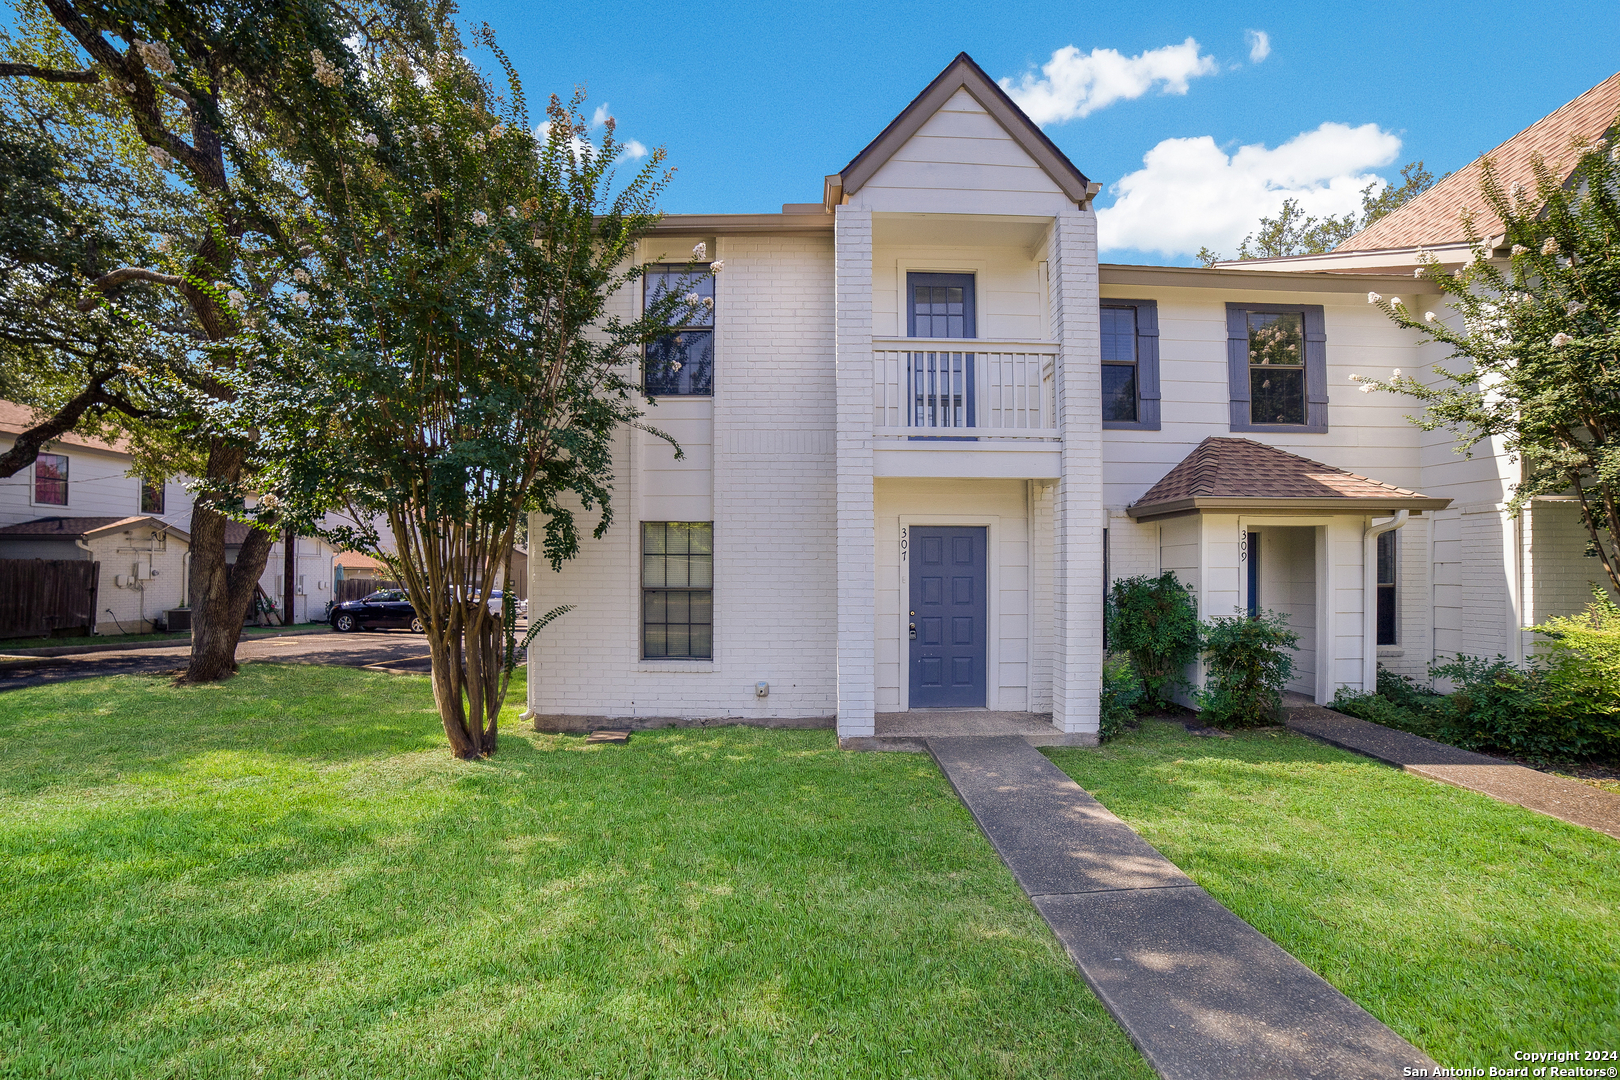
[644,266,714,396]
[1101,306,1139,422]
[1247,310,1306,425]
[1376,530,1398,645]
[642,522,713,659]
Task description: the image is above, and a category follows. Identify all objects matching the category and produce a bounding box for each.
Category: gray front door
[909,526,988,708]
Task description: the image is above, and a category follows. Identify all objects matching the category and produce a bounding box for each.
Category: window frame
[1376,529,1398,646]
[642,264,715,398]
[640,521,714,661]
[1100,298,1161,431]
[1225,302,1328,434]
[32,452,68,507]
[905,272,977,339]
[140,476,166,515]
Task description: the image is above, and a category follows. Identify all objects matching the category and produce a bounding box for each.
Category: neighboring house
[523,54,1620,743]
[0,402,338,631]
[0,515,190,634]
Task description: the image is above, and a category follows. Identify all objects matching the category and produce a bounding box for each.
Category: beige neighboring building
[0,515,190,634]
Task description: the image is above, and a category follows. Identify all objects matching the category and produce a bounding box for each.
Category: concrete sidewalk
[927,735,1437,1080]
[1286,704,1620,841]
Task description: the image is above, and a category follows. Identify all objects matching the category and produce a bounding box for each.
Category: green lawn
[0,667,1149,1079]
[1046,720,1620,1069]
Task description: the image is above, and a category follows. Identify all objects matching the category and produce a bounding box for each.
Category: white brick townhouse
[526,56,1620,744]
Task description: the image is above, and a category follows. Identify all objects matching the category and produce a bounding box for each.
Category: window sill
[1229,422,1329,435]
[1377,646,1404,657]
[1103,420,1161,431]
[637,660,717,673]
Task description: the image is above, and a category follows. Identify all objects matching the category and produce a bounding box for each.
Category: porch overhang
[1127,495,1450,523]
[1125,437,1452,522]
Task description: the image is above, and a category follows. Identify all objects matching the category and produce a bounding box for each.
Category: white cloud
[536,121,648,164]
[1096,122,1401,257]
[591,103,612,128]
[621,139,648,160]
[1000,38,1219,126]
[1246,30,1271,63]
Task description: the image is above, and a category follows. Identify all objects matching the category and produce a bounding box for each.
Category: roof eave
[1126,495,1453,522]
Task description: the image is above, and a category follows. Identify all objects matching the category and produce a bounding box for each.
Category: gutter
[1362,510,1409,693]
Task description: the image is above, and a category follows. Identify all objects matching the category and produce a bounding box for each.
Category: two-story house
[524,55,1620,745]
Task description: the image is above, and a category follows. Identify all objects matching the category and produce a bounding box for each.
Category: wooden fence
[0,559,99,639]
[336,577,400,603]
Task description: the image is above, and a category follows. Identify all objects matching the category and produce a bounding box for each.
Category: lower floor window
[642,522,713,659]
[1376,530,1397,645]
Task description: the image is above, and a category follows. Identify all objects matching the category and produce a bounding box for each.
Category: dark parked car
[330,589,423,633]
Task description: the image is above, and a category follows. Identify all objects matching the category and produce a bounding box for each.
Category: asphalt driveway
[0,627,519,690]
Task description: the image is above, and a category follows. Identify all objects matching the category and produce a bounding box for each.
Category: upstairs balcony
[873,338,1059,440]
[870,337,1060,478]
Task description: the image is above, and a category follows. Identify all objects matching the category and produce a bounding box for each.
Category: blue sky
[457,0,1620,265]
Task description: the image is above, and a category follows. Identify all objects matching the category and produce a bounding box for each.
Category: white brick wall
[527,232,839,721]
[1526,499,1617,623]
[834,207,877,737]
[1050,209,1103,735]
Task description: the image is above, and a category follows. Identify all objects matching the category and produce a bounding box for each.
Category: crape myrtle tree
[0,0,426,681]
[229,26,701,758]
[1363,137,1620,594]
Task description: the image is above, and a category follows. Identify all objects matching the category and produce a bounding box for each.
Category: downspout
[1362,510,1410,692]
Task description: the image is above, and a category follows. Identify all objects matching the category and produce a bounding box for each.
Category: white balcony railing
[873,338,1059,441]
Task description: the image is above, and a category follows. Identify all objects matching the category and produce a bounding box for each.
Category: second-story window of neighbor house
[1226,303,1327,433]
[644,265,714,397]
[642,522,713,659]
[141,476,165,515]
[34,452,67,505]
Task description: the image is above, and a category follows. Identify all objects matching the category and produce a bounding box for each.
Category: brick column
[834,206,876,738]
[1049,209,1103,738]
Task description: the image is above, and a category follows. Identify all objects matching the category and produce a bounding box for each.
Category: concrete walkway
[928,736,1437,1080]
[1286,704,1620,841]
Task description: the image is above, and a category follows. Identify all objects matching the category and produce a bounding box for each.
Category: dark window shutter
[1136,301,1161,430]
[1303,305,1328,429]
[1226,305,1250,429]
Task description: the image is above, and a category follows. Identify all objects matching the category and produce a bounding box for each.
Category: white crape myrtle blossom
[1552,333,1574,347]
[692,242,706,260]
[1348,372,1361,382]
[134,39,176,75]
[682,292,700,305]
[1542,236,1560,256]
[1389,296,1405,309]
[701,297,714,310]
[293,291,311,307]
[505,205,518,219]
[362,133,379,148]
[489,124,506,139]
[1367,291,1381,304]
[1414,267,1425,277]
[293,268,311,284]
[1360,383,1375,393]
[708,260,724,273]
[1392,369,1402,378]
[471,211,488,226]
[1425,311,1437,323]
[226,289,246,309]
[311,48,342,88]
[1511,244,1529,256]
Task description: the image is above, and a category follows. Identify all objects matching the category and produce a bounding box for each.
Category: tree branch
[0,62,100,83]
[0,375,138,478]
[77,266,185,310]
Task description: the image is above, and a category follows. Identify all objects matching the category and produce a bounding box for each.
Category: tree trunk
[181,442,274,683]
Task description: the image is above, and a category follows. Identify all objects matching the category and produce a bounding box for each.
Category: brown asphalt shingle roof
[1337,71,1620,253]
[1127,438,1450,520]
[0,515,188,541]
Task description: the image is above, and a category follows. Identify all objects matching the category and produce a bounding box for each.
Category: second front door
[909,526,988,708]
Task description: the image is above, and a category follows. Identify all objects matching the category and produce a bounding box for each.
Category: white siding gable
[849,89,1072,216]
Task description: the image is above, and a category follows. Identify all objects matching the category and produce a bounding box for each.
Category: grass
[0,666,1149,1079]
[0,625,326,652]
[1046,719,1620,1069]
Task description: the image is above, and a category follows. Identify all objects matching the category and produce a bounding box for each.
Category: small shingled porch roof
[1126,437,1451,522]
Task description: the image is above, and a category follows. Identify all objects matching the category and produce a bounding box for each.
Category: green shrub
[1106,573,1199,708]
[1533,586,1620,736]
[1196,610,1298,728]
[1099,652,1144,742]
[1332,670,1444,739]
[1429,654,1620,762]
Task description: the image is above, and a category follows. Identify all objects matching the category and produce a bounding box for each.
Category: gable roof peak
[825,52,1094,211]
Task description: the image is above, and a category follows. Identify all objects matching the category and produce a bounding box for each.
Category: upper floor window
[1101,299,1160,430]
[908,272,975,338]
[1226,303,1327,433]
[644,265,714,397]
[34,453,67,505]
[141,476,165,515]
